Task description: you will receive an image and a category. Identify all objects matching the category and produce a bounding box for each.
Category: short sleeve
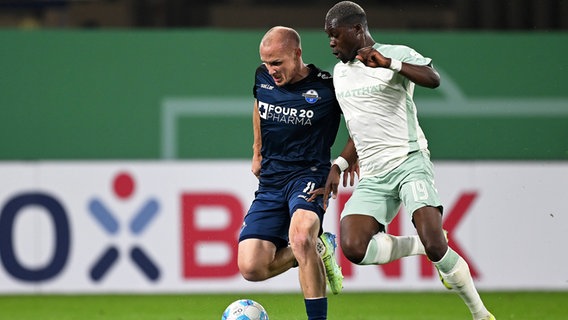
[375,43,432,66]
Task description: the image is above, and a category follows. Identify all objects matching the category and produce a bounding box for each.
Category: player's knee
[289,232,311,258]
[238,259,267,282]
[423,239,447,262]
[340,236,367,264]
[239,266,266,282]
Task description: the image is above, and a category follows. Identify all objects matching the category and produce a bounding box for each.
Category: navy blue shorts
[239,175,327,249]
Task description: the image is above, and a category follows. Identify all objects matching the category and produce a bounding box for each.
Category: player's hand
[356,46,389,68]
[251,154,262,178]
[307,165,342,210]
[343,160,360,187]
[307,166,340,207]
[308,162,360,209]
[307,187,324,203]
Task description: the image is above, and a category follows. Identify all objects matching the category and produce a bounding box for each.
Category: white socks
[360,233,425,265]
[360,234,493,319]
[435,249,492,320]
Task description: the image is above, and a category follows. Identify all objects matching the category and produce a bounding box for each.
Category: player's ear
[295,47,302,59]
[354,24,363,36]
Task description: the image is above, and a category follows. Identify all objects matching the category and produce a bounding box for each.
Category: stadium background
[1,0,567,161]
[1,0,567,318]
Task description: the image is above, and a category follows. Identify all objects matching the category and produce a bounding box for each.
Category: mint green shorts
[341,150,443,226]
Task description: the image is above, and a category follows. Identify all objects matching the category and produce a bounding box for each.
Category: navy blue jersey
[253,64,341,188]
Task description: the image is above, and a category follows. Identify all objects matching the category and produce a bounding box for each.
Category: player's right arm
[252,99,262,178]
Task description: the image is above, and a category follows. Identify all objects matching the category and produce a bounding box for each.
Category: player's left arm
[398,62,440,88]
[356,46,440,88]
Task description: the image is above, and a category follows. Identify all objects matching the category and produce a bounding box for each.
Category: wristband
[333,156,349,172]
[389,58,402,72]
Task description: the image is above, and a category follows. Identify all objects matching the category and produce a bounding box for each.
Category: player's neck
[299,63,310,78]
[291,64,310,84]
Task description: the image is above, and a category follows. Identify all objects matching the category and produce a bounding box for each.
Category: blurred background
[1,0,567,161]
[0,0,567,299]
[0,0,567,30]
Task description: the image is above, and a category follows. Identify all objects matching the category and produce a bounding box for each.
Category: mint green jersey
[333,43,432,178]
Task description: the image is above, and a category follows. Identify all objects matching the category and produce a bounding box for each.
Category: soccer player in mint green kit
[322,2,495,319]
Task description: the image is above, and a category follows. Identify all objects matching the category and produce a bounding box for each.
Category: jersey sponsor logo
[335,84,385,98]
[302,89,321,104]
[260,83,274,90]
[258,101,313,126]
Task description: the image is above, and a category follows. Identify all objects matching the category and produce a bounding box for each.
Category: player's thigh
[287,176,326,233]
[240,191,290,248]
[238,238,277,269]
[398,151,443,218]
[340,176,401,226]
[340,214,384,245]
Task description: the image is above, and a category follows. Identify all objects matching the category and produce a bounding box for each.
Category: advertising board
[1,161,566,293]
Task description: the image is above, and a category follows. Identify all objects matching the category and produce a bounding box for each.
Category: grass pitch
[0,291,566,319]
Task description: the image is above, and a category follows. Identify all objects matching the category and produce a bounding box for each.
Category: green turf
[0,291,566,319]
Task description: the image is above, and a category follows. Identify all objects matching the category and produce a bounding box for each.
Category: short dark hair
[325,1,367,27]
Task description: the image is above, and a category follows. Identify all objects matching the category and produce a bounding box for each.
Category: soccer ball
[222,299,269,320]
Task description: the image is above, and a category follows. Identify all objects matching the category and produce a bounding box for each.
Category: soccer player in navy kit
[237,26,343,320]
